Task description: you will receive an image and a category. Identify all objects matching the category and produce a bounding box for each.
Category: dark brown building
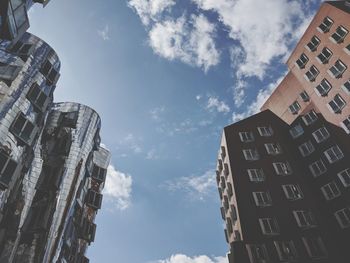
[218,1,350,263]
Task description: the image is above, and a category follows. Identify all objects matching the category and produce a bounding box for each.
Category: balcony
[91,165,107,183]
[78,217,96,243]
[85,189,102,210]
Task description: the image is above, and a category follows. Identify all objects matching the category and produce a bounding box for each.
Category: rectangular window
[298,141,315,157]
[40,60,60,86]
[282,184,304,200]
[220,176,226,189]
[324,145,344,163]
[317,47,333,64]
[321,181,341,200]
[289,124,304,139]
[227,182,233,197]
[257,126,273,137]
[302,110,318,125]
[300,91,310,102]
[231,205,237,221]
[221,146,226,159]
[338,168,350,187]
[247,169,265,182]
[223,196,229,210]
[328,94,346,113]
[264,143,282,155]
[315,79,332,96]
[317,16,333,33]
[309,159,327,177]
[259,218,279,235]
[335,208,350,228]
[246,244,270,263]
[273,162,292,176]
[312,127,330,143]
[293,210,317,228]
[295,53,308,69]
[341,79,350,95]
[304,65,319,82]
[26,83,49,112]
[226,217,233,233]
[289,101,301,114]
[79,218,96,243]
[92,165,107,183]
[239,131,254,142]
[274,241,298,261]
[243,149,259,161]
[0,62,21,82]
[328,60,347,78]
[330,25,348,43]
[223,163,229,177]
[302,236,328,259]
[306,36,320,52]
[10,113,36,145]
[85,189,103,210]
[341,116,350,133]
[253,192,272,207]
[345,44,350,55]
[0,150,17,190]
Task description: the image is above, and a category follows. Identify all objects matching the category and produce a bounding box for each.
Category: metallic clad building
[216,1,350,263]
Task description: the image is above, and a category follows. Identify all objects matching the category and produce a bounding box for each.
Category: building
[217,1,350,263]
[0,1,111,262]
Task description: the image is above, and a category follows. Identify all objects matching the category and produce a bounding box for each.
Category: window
[221,146,226,159]
[247,169,265,182]
[293,210,317,228]
[341,79,350,95]
[79,218,96,243]
[300,90,310,102]
[335,208,350,228]
[302,110,318,125]
[309,159,327,177]
[317,16,333,33]
[328,94,346,113]
[302,236,328,259]
[273,162,292,176]
[220,176,226,189]
[257,126,273,137]
[289,101,301,114]
[298,141,315,157]
[282,184,303,200]
[315,79,332,96]
[316,47,332,64]
[289,124,304,139]
[239,131,254,142]
[227,182,233,197]
[0,62,21,82]
[306,36,320,52]
[243,149,259,161]
[321,181,341,200]
[338,168,350,187]
[85,189,103,210]
[312,127,330,143]
[10,113,36,145]
[0,149,17,190]
[26,83,49,112]
[223,163,229,177]
[259,218,279,235]
[226,217,233,233]
[328,60,347,78]
[330,26,348,43]
[246,244,270,263]
[7,41,33,61]
[253,192,272,207]
[231,205,237,221]
[274,241,298,262]
[324,145,344,163]
[92,165,107,183]
[345,44,350,55]
[295,53,308,69]
[40,60,59,85]
[341,116,350,133]
[304,65,319,82]
[223,196,229,210]
[264,143,282,155]
[217,159,223,171]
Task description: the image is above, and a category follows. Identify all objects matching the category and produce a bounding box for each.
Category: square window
[273,162,292,176]
[324,145,344,163]
[316,47,332,64]
[289,101,301,114]
[335,208,350,229]
[247,169,265,182]
[304,65,319,82]
[312,127,330,143]
[302,236,328,259]
[341,79,350,95]
[317,17,333,33]
[302,110,318,125]
[341,116,350,133]
[328,60,347,78]
[315,79,332,96]
[293,210,317,228]
[328,94,346,113]
[330,26,348,43]
[300,91,310,102]
[243,149,260,161]
[289,124,304,139]
[246,244,270,263]
[295,53,309,69]
[298,141,315,157]
[253,192,272,207]
[264,143,282,155]
[338,168,350,187]
[239,131,254,142]
[321,181,341,200]
[345,44,350,55]
[282,184,304,201]
[257,126,273,137]
[306,36,320,52]
[309,159,327,177]
[259,218,279,235]
[274,240,298,261]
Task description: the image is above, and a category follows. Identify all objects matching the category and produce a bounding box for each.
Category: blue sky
[29,0,322,262]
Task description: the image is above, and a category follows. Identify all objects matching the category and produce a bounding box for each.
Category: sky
[29,0,323,262]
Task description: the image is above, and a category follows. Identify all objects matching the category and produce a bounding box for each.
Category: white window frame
[345,44,350,55]
[335,208,350,229]
[289,124,304,139]
[295,53,308,69]
[293,210,317,228]
[341,116,350,133]
[309,159,327,177]
[264,143,282,155]
[317,16,333,33]
[302,236,328,259]
[330,25,348,44]
[328,60,347,78]
[253,192,272,207]
[247,169,265,182]
[273,162,292,176]
[321,181,341,200]
[305,36,320,52]
[324,145,344,163]
[257,126,273,137]
[316,47,332,64]
[239,131,254,143]
[328,94,346,113]
[338,168,350,187]
[302,110,318,125]
[300,90,310,102]
[304,65,319,82]
[289,101,301,115]
[312,127,330,143]
[282,184,304,201]
[246,244,270,263]
[341,79,350,95]
[243,149,260,161]
[298,141,315,157]
[258,218,279,235]
[315,78,332,96]
[274,240,298,262]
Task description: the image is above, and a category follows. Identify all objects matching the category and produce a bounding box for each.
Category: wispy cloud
[104,165,132,210]
[153,254,228,263]
[117,133,143,154]
[150,106,166,121]
[98,24,110,41]
[206,97,230,114]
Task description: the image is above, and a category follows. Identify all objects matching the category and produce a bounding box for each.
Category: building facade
[217,1,350,263]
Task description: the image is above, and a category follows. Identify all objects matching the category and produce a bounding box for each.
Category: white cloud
[146,148,160,160]
[128,0,176,26]
[155,254,228,263]
[118,133,143,154]
[104,165,132,210]
[149,14,220,72]
[98,24,110,41]
[163,170,216,200]
[196,95,202,100]
[150,106,166,121]
[206,97,230,114]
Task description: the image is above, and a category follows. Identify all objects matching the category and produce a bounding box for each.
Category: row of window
[304,60,347,83]
[252,186,303,206]
[247,236,327,263]
[317,17,348,44]
[242,143,283,160]
[239,127,273,143]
